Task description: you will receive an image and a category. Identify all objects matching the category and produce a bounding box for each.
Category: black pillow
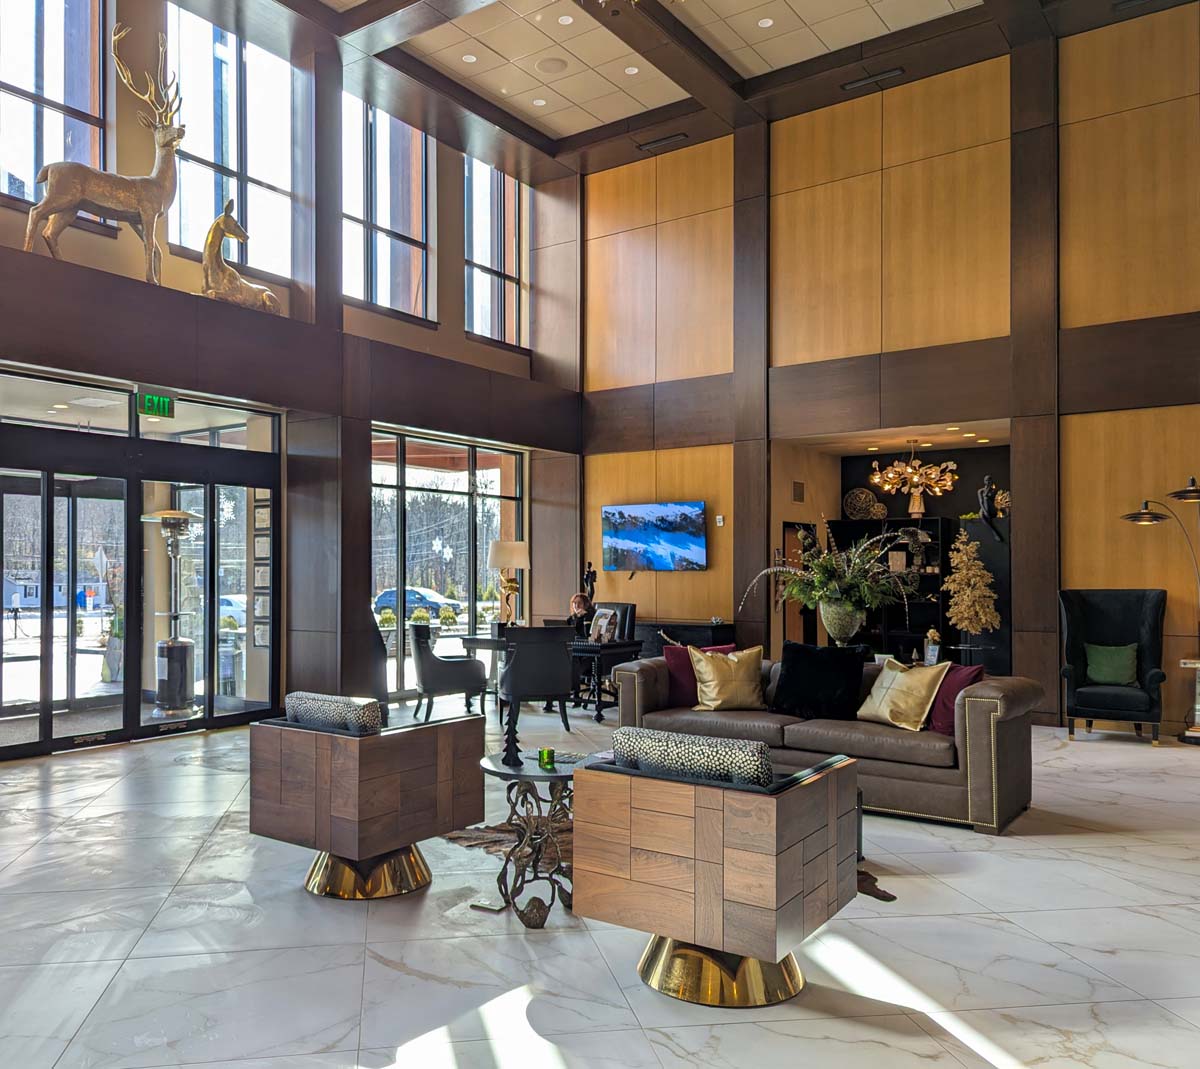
[771,642,865,721]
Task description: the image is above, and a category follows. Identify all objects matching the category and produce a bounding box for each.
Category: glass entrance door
[0,470,44,751]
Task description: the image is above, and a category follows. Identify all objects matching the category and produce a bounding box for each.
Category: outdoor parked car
[373,586,464,617]
[218,594,247,627]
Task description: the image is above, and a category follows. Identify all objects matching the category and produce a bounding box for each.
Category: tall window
[464,157,528,348]
[0,1,104,204]
[370,433,524,698]
[342,93,427,318]
[166,4,293,278]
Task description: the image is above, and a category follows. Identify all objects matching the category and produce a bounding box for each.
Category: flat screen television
[601,501,707,572]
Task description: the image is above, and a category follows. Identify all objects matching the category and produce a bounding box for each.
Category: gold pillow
[857,658,951,732]
[688,646,766,711]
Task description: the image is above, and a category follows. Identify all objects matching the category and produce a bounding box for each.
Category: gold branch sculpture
[23,25,184,285]
[200,200,282,315]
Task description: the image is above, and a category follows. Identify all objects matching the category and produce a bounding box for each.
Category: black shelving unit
[824,517,959,663]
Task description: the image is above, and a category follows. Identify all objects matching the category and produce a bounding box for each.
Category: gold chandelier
[870,439,958,518]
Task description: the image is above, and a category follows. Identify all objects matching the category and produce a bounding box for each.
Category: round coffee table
[477,751,588,929]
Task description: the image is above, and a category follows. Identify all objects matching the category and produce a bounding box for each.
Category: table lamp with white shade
[488,540,529,625]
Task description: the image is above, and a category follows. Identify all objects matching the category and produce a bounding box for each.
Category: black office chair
[500,626,577,732]
[408,623,487,722]
[595,601,637,640]
[1059,589,1167,744]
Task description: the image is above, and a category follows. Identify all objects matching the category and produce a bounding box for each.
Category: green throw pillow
[1085,643,1138,686]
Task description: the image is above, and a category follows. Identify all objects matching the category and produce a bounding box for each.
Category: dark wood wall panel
[879,337,1012,425]
[1010,415,1059,634]
[654,375,736,449]
[734,124,770,444]
[769,356,881,438]
[733,438,769,649]
[1059,312,1200,414]
[583,387,656,455]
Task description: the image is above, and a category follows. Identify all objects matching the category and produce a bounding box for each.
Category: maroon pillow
[929,664,985,736]
[663,644,737,708]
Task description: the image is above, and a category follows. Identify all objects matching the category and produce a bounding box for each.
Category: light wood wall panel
[1060,96,1200,328]
[883,139,1011,352]
[771,95,882,194]
[582,446,734,623]
[883,56,1010,167]
[657,137,734,222]
[584,226,656,391]
[1061,405,1200,735]
[585,157,656,240]
[656,209,734,381]
[1059,3,1200,125]
[583,450,658,619]
[656,444,734,622]
[771,172,882,366]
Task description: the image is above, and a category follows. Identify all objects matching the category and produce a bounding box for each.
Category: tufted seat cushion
[642,707,805,748]
[783,718,956,768]
[1074,684,1151,714]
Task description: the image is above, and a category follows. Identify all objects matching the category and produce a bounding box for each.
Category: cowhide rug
[444,821,897,902]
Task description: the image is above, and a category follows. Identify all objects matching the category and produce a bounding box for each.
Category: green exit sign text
[138,392,175,420]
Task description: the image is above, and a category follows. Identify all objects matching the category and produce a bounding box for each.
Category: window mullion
[236,37,249,266]
[365,102,375,306]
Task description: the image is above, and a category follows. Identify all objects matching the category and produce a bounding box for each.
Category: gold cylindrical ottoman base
[637,935,804,1007]
[304,844,432,900]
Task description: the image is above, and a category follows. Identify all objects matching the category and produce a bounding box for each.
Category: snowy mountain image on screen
[600,501,707,572]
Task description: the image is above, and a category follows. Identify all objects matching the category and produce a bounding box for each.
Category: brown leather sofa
[614,657,1043,835]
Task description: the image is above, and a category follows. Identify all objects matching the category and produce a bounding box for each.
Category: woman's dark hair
[570,592,593,613]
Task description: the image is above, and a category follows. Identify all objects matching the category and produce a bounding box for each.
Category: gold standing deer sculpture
[201,200,282,315]
[24,25,184,285]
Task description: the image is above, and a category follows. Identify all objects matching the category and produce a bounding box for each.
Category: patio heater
[141,509,202,716]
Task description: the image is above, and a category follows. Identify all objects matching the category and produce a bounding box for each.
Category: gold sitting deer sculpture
[201,200,282,315]
[24,25,184,285]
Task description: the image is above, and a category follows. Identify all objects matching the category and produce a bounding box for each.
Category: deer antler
[112,24,181,125]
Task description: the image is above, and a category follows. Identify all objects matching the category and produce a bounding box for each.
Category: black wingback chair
[595,602,637,641]
[1059,589,1167,743]
[500,626,577,731]
[408,623,487,722]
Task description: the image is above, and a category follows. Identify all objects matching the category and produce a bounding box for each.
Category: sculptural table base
[305,844,431,900]
[494,778,573,928]
[637,935,805,1007]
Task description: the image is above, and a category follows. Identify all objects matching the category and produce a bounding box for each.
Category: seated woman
[567,592,596,634]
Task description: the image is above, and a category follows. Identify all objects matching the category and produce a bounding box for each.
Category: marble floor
[0,704,1197,1068]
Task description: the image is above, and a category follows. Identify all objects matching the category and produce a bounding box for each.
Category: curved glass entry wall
[0,372,281,760]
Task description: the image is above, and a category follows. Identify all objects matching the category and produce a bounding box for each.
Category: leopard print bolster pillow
[612,726,772,788]
[284,692,383,736]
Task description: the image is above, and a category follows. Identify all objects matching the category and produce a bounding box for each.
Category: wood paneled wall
[583,138,734,392]
[583,445,734,623]
[1059,4,1200,328]
[530,451,581,624]
[770,57,1011,366]
[1061,405,1200,736]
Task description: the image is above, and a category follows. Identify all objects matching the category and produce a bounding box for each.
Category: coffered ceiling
[401,1,688,136]
[673,0,984,77]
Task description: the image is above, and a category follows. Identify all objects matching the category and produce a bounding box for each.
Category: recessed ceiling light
[146,417,160,423]
[46,409,57,415]
[977,438,991,443]
[532,98,547,106]
[962,432,976,438]
[946,425,960,431]
[52,403,69,409]
[757,17,774,27]
[866,446,879,452]
[462,53,477,63]
[624,65,639,75]
[920,442,933,447]
[558,14,574,23]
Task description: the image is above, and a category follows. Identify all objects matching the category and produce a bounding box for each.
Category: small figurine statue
[978,474,1003,543]
[582,560,597,602]
[199,199,282,314]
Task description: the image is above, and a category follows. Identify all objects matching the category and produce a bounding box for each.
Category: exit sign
[138,392,175,419]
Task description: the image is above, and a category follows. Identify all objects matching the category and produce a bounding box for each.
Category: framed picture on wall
[254,487,270,502]
[253,595,269,618]
[253,536,270,559]
[253,565,270,588]
[253,506,271,531]
[254,623,270,648]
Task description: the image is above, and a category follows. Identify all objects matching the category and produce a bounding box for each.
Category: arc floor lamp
[1121,476,1200,745]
